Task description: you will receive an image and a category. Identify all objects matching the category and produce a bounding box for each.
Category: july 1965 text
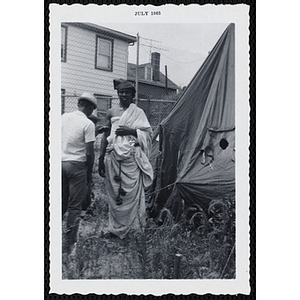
[134,11,161,16]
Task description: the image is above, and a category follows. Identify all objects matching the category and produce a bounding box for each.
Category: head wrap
[113,79,136,97]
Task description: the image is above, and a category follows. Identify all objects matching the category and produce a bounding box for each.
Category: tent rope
[146,182,176,197]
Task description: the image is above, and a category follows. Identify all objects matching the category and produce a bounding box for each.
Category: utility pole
[165,65,168,95]
[135,33,140,106]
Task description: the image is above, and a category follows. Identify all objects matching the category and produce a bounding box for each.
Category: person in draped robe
[98,80,153,239]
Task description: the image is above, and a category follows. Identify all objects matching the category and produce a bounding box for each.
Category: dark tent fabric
[147,24,235,218]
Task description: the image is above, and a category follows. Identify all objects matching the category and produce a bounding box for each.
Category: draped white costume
[104,103,153,238]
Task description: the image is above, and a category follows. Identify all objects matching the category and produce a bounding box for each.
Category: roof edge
[127,76,178,90]
[62,22,137,43]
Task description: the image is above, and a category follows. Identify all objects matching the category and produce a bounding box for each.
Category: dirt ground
[62,137,150,279]
[61,136,236,280]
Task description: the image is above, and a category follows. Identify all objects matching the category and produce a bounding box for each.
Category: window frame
[61,25,67,62]
[145,65,153,81]
[95,35,114,72]
[94,93,113,111]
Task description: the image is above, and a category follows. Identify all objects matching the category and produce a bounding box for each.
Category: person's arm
[115,126,137,137]
[86,141,94,184]
[95,122,110,137]
[98,110,111,177]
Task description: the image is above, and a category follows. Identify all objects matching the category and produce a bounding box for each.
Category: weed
[62,151,236,280]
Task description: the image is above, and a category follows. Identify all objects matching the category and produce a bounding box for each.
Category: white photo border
[48,3,251,295]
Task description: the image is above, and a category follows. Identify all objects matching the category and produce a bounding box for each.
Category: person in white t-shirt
[61,92,97,253]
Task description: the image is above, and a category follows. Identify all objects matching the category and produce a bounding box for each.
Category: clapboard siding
[61,24,130,100]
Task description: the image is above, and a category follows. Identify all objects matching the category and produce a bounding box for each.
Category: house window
[61,26,67,62]
[95,36,113,71]
[94,94,113,124]
[145,66,152,81]
[94,94,113,111]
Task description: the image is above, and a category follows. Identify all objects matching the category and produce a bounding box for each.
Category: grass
[62,141,236,280]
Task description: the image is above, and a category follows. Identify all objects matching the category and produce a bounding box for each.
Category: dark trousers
[62,161,87,248]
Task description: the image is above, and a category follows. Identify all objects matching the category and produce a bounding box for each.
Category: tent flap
[147,24,235,218]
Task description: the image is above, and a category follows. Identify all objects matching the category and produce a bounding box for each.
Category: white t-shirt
[61,110,95,162]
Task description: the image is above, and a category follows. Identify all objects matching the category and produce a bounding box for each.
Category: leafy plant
[62,152,236,280]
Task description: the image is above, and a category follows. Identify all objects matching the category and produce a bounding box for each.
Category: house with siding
[61,22,136,115]
[127,52,179,100]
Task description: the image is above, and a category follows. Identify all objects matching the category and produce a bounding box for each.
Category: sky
[97,23,229,87]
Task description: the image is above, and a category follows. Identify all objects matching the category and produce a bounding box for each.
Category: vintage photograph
[49,3,250,295]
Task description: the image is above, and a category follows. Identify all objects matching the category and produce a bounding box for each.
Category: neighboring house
[61,22,136,115]
[127,52,178,99]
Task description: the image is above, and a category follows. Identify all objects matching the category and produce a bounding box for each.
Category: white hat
[78,92,97,109]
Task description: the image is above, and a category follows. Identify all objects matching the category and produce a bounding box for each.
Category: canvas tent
[147,24,235,219]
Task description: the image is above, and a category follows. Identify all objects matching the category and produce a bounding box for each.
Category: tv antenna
[140,37,169,61]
